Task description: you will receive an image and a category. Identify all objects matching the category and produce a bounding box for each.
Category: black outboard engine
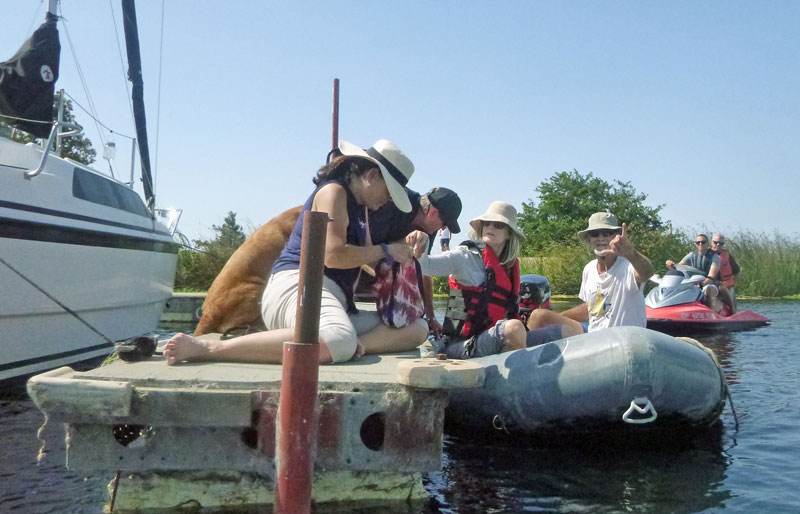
[519,274,551,325]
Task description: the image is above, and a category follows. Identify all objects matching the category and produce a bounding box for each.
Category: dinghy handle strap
[622,396,658,424]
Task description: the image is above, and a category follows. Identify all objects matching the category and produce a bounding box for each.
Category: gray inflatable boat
[445,326,727,436]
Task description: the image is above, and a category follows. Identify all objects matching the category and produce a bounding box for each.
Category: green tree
[212,212,247,248]
[56,95,96,164]
[519,170,667,253]
[7,91,96,165]
[174,212,248,291]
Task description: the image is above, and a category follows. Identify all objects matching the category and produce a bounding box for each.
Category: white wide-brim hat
[469,201,526,241]
[577,212,621,244]
[338,139,414,213]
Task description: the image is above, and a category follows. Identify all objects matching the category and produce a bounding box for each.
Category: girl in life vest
[408,201,528,359]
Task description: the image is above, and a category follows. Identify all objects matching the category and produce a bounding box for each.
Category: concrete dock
[159,292,206,324]
[27,336,483,512]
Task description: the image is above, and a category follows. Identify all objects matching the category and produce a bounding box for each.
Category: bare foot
[353,341,366,360]
[163,333,212,365]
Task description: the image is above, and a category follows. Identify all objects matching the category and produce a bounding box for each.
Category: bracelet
[380,243,395,264]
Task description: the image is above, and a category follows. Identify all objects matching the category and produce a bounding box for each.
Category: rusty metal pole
[274,210,327,514]
[331,78,339,151]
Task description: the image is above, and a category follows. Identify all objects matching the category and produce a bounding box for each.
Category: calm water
[2,300,799,513]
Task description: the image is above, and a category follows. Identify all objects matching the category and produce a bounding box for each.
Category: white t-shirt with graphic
[579,256,646,332]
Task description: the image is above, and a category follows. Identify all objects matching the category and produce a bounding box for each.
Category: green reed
[724,231,800,297]
[516,230,800,297]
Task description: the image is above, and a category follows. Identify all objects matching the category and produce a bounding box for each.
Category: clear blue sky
[4,1,799,246]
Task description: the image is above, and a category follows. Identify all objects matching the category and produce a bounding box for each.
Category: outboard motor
[519,274,551,325]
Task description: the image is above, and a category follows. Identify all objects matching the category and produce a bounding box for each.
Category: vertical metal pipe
[331,78,339,151]
[275,210,327,514]
[55,89,64,156]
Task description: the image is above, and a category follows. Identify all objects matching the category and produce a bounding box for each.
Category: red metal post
[274,210,327,514]
[331,78,339,151]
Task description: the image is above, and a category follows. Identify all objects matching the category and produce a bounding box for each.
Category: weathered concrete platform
[27,338,483,512]
[160,292,206,323]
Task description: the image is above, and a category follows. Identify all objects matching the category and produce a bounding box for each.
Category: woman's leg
[264,270,357,363]
[165,270,349,366]
[526,309,584,337]
[164,329,294,365]
[500,319,527,352]
[359,318,429,354]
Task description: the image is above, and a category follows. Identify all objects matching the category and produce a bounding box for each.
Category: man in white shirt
[439,226,451,252]
[562,212,653,332]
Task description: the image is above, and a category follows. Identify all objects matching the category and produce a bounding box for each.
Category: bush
[174,212,247,291]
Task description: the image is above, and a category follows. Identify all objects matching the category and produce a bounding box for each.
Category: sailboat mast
[121,0,155,210]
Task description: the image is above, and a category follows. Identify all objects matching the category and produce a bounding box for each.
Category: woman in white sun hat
[164,139,429,366]
[408,201,580,359]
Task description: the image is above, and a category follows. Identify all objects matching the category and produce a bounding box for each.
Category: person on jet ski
[561,212,654,332]
[665,234,734,313]
[712,234,740,312]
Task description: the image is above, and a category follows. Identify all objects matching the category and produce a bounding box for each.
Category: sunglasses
[695,240,708,245]
[481,221,507,230]
[587,229,619,238]
[711,241,724,246]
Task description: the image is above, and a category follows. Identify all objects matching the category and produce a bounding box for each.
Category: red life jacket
[718,250,735,287]
[443,242,520,338]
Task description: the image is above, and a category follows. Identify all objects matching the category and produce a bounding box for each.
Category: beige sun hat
[338,139,414,213]
[469,201,526,241]
[577,211,621,244]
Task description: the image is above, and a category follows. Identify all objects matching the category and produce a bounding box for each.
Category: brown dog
[194,205,301,336]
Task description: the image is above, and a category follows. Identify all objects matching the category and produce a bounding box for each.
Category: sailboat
[0,0,179,380]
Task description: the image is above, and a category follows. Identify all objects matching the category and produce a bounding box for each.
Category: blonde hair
[469,225,521,267]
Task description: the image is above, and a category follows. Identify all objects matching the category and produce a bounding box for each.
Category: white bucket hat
[577,212,622,244]
[338,139,414,213]
[469,201,526,241]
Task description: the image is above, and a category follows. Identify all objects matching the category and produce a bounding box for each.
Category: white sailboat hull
[1,137,179,380]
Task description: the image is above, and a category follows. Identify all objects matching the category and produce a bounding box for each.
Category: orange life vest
[443,242,520,338]
[718,250,735,287]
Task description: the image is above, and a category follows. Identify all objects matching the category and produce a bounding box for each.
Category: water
[2,300,799,513]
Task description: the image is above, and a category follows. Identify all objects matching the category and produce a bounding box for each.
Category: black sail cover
[0,13,60,138]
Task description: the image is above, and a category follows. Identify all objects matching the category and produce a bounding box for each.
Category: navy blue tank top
[272,179,366,312]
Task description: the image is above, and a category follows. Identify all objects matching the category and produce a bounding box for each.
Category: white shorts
[261,270,380,362]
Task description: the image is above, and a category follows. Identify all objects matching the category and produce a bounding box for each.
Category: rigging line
[108,0,134,119]
[57,4,107,149]
[62,92,135,140]
[0,113,52,125]
[154,0,166,192]
[25,0,47,38]
[0,255,115,346]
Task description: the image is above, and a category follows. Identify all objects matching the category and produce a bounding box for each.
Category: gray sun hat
[469,201,526,241]
[577,212,621,244]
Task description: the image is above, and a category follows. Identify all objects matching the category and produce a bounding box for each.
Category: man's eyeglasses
[587,229,619,238]
[695,240,708,245]
[711,241,724,246]
[481,221,507,230]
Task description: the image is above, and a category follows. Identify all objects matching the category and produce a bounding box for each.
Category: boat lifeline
[0,0,179,380]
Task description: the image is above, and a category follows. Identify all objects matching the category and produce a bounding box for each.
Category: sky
[3,1,799,247]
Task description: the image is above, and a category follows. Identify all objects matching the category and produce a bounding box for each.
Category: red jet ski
[645,264,769,335]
